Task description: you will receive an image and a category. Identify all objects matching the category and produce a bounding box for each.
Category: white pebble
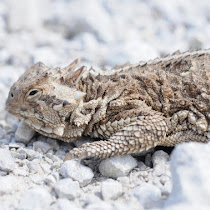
[0,148,15,172]
[34,136,59,153]
[18,186,53,210]
[138,161,147,171]
[0,176,22,195]
[26,159,43,174]
[101,179,123,200]
[161,181,172,197]
[132,183,161,209]
[85,201,113,210]
[60,160,94,187]
[164,143,210,208]
[53,198,81,210]
[152,150,169,167]
[99,155,137,178]
[54,178,80,200]
[15,120,36,143]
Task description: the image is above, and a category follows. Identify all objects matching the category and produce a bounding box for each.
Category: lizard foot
[64,110,169,160]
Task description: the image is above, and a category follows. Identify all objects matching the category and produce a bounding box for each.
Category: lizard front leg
[64,110,168,160]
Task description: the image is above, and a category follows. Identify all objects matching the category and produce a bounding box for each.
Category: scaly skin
[5,49,210,160]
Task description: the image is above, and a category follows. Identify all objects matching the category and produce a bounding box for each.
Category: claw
[64,153,74,161]
[64,148,88,165]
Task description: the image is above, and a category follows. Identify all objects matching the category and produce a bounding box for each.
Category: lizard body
[6,49,210,160]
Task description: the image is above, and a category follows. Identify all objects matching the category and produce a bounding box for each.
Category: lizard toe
[64,148,88,161]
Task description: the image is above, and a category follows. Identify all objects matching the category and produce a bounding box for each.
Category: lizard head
[6,59,86,138]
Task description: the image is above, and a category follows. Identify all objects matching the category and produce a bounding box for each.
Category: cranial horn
[70,66,87,83]
[63,58,81,73]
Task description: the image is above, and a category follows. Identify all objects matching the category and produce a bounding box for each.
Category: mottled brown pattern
[5,49,210,160]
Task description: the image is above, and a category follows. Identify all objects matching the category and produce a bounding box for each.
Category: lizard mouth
[5,106,22,119]
[6,104,66,137]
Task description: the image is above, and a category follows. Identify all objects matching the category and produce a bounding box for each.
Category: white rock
[32,46,61,67]
[85,193,102,205]
[53,198,81,210]
[45,173,59,187]
[152,177,163,189]
[40,163,51,174]
[29,174,47,185]
[25,148,37,159]
[0,176,22,195]
[164,142,210,209]
[132,183,162,209]
[105,41,158,66]
[0,171,7,176]
[52,0,114,43]
[33,136,59,154]
[113,198,144,210]
[26,159,43,174]
[161,181,172,197]
[152,150,169,167]
[18,186,53,210]
[51,161,63,170]
[99,155,137,178]
[13,168,29,177]
[101,179,123,200]
[151,150,170,177]
[46,153,61,162]
[0,138,10,145]
[15,121,36,143]
[137,161,147,171]
[11,150,27,160]
[152,164,167,177]
[55,149,67,160]
[7,0,49,31]
[0,148,15,172]
[0,127,6,138]
[9,141,25,149]
[160,174,170,185]
[85,201,113,210]
[59,160,94,187]
[117,176,130,186]
[54,178,80,200]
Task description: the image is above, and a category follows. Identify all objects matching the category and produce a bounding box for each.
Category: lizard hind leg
[64,110,169,161]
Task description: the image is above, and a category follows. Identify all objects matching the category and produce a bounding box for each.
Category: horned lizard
[6,49,210,161]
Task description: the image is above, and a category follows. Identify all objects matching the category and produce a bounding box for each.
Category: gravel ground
[0,0,210,209]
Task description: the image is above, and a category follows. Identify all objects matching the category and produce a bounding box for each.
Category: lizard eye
[26,89,42,102]
[29,90,38,96]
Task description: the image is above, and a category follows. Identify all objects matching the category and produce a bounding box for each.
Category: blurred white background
[0,0,210,111]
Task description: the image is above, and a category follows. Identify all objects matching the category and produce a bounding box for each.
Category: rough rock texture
[59,160,94,187]
[164,142,210,209]
[18,187,53,210]
[101,179,123,200]
[132,183,162,209]
[99,155,137,178]
[0,148,15,172]
[15,121,36,143]
[54,178,80,200]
